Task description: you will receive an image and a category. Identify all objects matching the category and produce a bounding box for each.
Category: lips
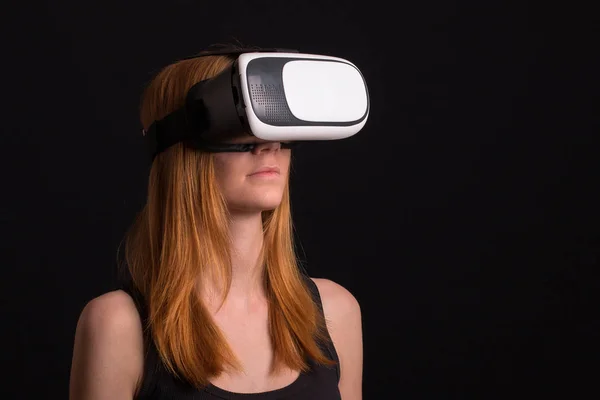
[249,166,280,176]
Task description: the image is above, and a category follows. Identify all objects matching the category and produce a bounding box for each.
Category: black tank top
[119,275,341,400]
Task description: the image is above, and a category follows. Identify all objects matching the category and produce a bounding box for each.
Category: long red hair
[123,53,335,390]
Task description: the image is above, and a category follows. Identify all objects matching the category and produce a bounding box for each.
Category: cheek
[213,155,244,190]
[279,151,292,174]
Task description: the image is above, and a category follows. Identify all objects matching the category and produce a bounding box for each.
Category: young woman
[69,49,363,400]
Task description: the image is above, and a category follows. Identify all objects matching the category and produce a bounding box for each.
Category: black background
[2,1,598,398]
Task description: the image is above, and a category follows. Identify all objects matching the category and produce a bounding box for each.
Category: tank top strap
[116,279,161,399]
[301,274,341,383]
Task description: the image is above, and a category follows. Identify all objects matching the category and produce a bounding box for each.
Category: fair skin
[69,140,363,400]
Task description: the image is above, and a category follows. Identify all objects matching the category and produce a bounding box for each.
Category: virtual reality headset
[143,47,370,158]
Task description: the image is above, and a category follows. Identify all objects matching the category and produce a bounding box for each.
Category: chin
[229,193,284,214]
[249,200,283,212]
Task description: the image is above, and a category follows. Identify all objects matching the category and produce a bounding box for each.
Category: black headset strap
[144,46,301,159]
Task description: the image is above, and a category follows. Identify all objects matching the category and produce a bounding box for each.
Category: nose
[251,141,281,154]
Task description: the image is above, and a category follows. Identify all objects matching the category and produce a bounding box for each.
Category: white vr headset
[143,47,370,158]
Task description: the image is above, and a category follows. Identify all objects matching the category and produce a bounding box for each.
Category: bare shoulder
[74,290,144,351]
[310,278,361,321]
[77,290,142,330]
[69,290,144,399]
[310,278,363,399]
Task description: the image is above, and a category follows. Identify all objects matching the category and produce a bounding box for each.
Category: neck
[203,211,267,309]
[229,212,265,295]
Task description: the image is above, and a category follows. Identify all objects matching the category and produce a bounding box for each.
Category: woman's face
[213,138,292,214]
